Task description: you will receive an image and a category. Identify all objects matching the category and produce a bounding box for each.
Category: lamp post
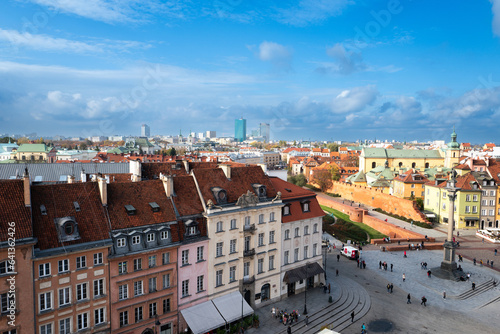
[303,264,308,315]
[154,314,161,334]
[323,244,327,281]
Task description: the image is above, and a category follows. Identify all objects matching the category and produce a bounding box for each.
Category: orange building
[392,169,429,199]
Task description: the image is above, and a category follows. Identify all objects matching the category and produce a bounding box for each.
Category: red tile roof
[269,177,315,200]
[393,169,429,183]
[171,176,204,217]
[0,180,32,240]
[436,173,479,190]
[31,182,110,250]
[193,166,278,205]
[107,180,178,231]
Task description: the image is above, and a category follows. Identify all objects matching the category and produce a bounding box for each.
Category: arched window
[453,152,456,157]
[399,162,403,168]
[371,162,376,168]
[261,283,271,301]
[425,163,429,168]
[412,162,416,168]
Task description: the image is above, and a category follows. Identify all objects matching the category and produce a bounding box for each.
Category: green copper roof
[347,171,366,183]
[362,147,442,158]
[447,128,460,149]
[15,144,51,153]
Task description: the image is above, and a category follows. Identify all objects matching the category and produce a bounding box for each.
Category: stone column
[441,187,457,271]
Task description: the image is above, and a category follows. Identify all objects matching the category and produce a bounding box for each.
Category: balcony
[243,248,255,257]
[243,224,256,233]
[242,275,255,285]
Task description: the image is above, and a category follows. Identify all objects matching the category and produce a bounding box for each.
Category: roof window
[149,202,160,212]
[125,205,136,215]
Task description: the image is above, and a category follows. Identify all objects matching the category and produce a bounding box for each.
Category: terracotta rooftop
[171,176,204,217]
[393,169,429,183]
[0,179,32,240]
[436,173,479,191]
[107,180,178,231]
[31,182,110,250]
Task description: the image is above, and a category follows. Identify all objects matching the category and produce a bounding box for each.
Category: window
[216,221,223,232]
[182,250,189,265]
[216,270,223,287]
[59,318,71,334]
[490,200,495,206]
[284,251,289,265]
[465,206,470,213]
[304,225,309,235]
[269,255,275,270]
[148,255,156,268]
[132,235,140,245]
[284,229,290,240]
[76,256,86,269]
[94,253,103,265]
[442,192,446,199]
[59,287,70,307]
[244,236,251,251]
[149,303,157,318]
[118,261,127,274]
[40,323,52,334]
[1,293,14,314]
[482,199,487,206]
[283,205,290,215]
[245,216,251,226]
[230,239,236,254]
[119,311,128,327]
[244,262,250,277]
[258,233,264,246]
[313,243,317,256]
[216,242,223,257]
[77,313,88,330]
[188,226,197,235]
[259,214,264,224]
[230,219,237,230]
[303,202,309,212]
[269,231,275,244]
[197,246,204,261]
[304,245,309,259]
[229,267,236,283]
[489,210,495,216]
[161,230,170,239]
[40,292,52,311]
[473,195,478,201]
[118,284,128,300]
[294,227,300,237]
[258,258,264,274]
[117,238,126,247]
[134,258,142,271]
[94,279,104,297]
[95,307,105,325]
[196,275,203,292]
[490,190,496,196]
[76,283,88,301]
[135,306,143,323]
[147,233,155,242]
[58,259,69,273]
[481,209,486,215]
[442,203,446,210]
[411,191,415,196]
[270,212,275,221]
[149,277,157,292]
[162,252,170,265]
[163,274,170,289]
[182,280,189,297]
[39,263,50,277]
[294,248,299,262]
[134,281,143,296]
[163,298,171,313]
[472,206,478,213]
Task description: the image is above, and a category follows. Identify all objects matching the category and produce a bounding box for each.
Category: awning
[180,291,253,334]
[465,217,480,221]
[283,262,325,284]
[425,213,436,218]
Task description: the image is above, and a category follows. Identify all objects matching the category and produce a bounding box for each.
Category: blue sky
[1,0,500,143]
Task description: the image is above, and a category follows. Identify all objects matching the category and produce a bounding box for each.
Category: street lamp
[303,264,308,315]
[323,244,327,280]
[154,314,161,334]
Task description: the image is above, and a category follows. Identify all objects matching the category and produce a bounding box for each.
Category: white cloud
[324,42,366,75]
[331,85,378,113]
[276,0,352,26]
[258,41,292,70]
[491,0,500,37]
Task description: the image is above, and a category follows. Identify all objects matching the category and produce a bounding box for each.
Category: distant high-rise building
[141,124,150,137]
[235,118,246,142]
[259,123,270,142]
[206,130,216,139]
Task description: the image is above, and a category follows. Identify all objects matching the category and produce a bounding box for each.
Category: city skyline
[1,1,500,142]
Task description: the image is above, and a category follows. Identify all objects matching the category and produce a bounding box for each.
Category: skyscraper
[235,118,246,142]
[259,123,270,143]
[141,124,150,137]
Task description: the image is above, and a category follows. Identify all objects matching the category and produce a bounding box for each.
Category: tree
[80,142,88,150]
[169,147,177,157]
[292,174,307,187]
[330,164,341,181]
[17,137,30,144]
[311,169,333,192]
[0,137,15,143]
[327,143,339,152]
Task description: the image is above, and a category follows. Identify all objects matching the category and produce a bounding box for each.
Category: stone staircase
[453,277,496,300]
[275,278,371,334]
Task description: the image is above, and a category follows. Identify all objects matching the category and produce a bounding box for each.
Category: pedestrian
[411,221,413,227]
[387,283,390,293]
[351,311,355,322]
[379,261,382,269]
[491,261,494,268]
[472,282,476,290]
[487,259,490,266]
[363,260,366,269]
[480,259,483,267]
[305,315,309,326]
[457,231,460,237]
[272,307,276,317]
[407,293,411,304]
[336,269,339,276]
[402,273,406,282]
[337,254,340,262]
[390,283,394,293]
[496,249,498,256]
[427,270,432,278]
[391,263,393,272]
[443,291,446,299]
[421,296,427,306]
[473,258,476,265]
[404,251,407,258]
[328,283,331,294]
[287,325,292,334]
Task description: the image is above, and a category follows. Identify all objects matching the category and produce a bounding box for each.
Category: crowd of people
[271,307,301,326]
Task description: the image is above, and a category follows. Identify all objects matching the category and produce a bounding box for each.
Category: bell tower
[445,127,460,168]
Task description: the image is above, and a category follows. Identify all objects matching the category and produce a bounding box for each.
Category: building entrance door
[287,282,295,296]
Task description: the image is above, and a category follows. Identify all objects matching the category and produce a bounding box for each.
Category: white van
[341,246,359,259]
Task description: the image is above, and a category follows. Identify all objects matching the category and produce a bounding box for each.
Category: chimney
[131,174,141,182]
[68,174,75,184]
[129,160,141,179]
[81,170,87,182]
[162,175,175,197]
[98,176,107,206]
[183,160,190,174]
[220,164,231,179]
[23,167,31,207]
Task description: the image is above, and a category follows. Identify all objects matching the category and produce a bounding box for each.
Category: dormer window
[147,233,155,242]
[301,201,310,212]
[73,202,81,212]
[125,205,136,215]
[185,220,199,236]
[149,202,160,212]
[54,217,81,242]
[117,238,126,248]
[211,187,228,205]
[160,230,170,240]
[252,184,267,198]
[283,205,291,216]
[132,236,140,245]
[40,205,47,216]
[64,221,75,235]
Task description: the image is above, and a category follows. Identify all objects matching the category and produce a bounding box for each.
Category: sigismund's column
[441,171,460,272]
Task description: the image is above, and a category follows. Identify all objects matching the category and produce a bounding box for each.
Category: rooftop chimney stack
[97,176,107,206]
[23,167,31,207]
[68,174,75,184]
[220,164,231,179]
[162,175,175,197]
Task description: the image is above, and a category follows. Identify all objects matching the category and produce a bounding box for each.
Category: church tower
[444,127,461,168]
